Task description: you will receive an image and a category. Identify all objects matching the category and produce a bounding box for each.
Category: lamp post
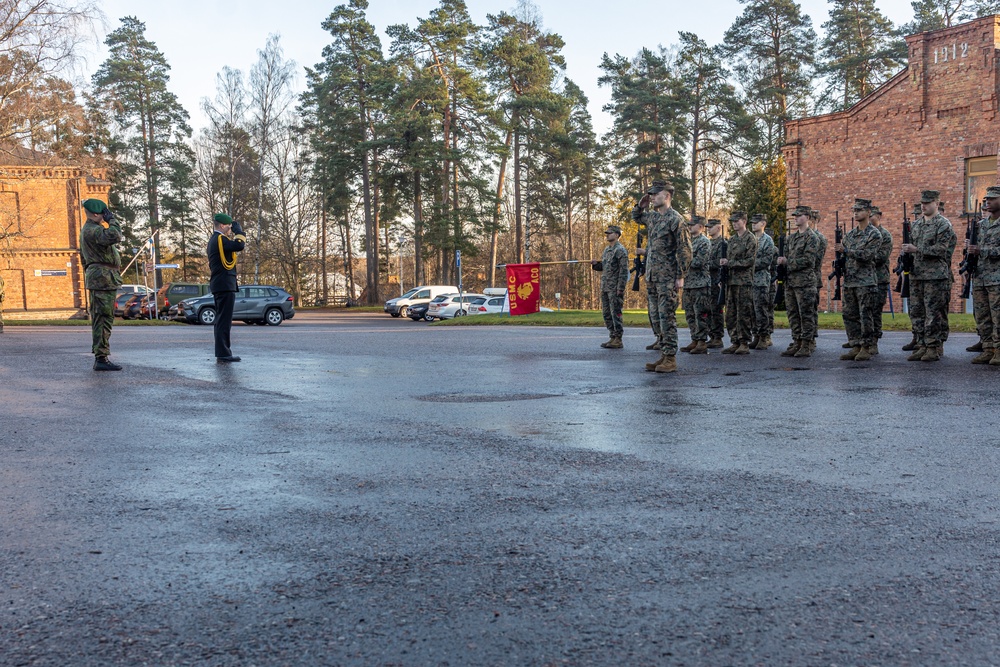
[397,235,405,296]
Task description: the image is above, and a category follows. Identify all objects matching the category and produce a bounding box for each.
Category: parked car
[121,293,145,320]
[114,291,139,318]
[406,302,433,322]
[427,293,485,320]
[384,285,458,317]
[468,295,507,315]
[117,284,152,296]
[160,282,211,316]
[175,285,295,326]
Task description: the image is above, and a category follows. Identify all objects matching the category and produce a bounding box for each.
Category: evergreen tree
[91,16,195,274]
[818,0,902,112]
[723,0,816,159]
[676,32,756,218]
[901,0,997,34]
[729,157,788,236]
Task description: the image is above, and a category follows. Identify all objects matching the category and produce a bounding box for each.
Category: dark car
[161,282,210,315]
[407,302,433,322]
[121,293,145,320]
[114,291,137,318]
[175,285,295,326]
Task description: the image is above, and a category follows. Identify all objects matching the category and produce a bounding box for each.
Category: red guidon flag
[505,263,541,316]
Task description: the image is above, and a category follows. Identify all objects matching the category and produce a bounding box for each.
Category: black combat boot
[93,356,123,371]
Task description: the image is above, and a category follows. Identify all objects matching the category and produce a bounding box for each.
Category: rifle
[892,203,913,298]
[716,239,729,307]
[827,211,844,301]
[775,233,787,308]
[959,210,979,299]
[630,195,649,292]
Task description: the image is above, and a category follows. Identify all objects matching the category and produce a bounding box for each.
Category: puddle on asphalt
[415,392,561,403]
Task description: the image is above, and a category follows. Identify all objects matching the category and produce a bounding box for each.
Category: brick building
[0,153,111,319]
[783,14,1000,311]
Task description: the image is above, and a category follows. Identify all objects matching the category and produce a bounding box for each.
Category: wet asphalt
[1,311,999,666]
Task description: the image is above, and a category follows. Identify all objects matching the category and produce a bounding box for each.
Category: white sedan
[467,295,507,315]
[426,293,486,319]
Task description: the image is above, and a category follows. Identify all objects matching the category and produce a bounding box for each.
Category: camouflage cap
[604,225,622,235]
[706,218,722,227]
[870,205,882,216]
[82,199,107,214]
[986,186,1000,199]
[750,213,766,223]
[852,198,872,211]
[920,190,940,203]
[791,205,812,217]
[809,208,820,220]
[688,215,705,226]
[729,210,747,222]
[647,179,674,195]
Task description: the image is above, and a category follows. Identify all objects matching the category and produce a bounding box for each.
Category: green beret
[214,213,233,225]
[82,199,107,214]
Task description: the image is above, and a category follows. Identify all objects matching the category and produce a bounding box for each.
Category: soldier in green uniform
[633,180,692,373]
[869,205,893,353]
[809,209,827,353]
[779,206,823,357]
[838,198,883,361]
[966,186,1000,365]
[681,216,712,354]
[720,211,756,355]
[902,199,926,352]
[750,213,777,349]
[900,190,957,362]
[79,199,123,371]
[592,225,630,349]
[707,219,726,348]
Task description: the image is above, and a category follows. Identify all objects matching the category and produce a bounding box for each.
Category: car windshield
[431,295,450,303]
[400,288,419,299]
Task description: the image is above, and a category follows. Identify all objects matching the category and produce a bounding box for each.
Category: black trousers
[213,291,236,358]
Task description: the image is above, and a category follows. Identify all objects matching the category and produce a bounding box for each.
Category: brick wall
[0,166,110,318]
[784,15,1000,312]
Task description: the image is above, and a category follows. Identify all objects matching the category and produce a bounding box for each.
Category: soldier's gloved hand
[231,220,244,235]
[631,206,643,222]
[102,209,115,223]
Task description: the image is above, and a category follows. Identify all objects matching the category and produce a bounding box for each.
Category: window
[416,290,430,299]
[967,156,997,212]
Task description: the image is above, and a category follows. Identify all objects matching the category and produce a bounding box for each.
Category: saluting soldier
[680,216,712,354]
[779,205,823,357]
[720,211,756,355]
[79,199,123,371]
[208,213,247,363]
[750,213,777,349]
[592,224,630,349]
[634,180,692,373]
[900,190,957,362]
[837,198,883,361]
[706,219,727,348]
[869,205,893,353]
[967,186,1000,365]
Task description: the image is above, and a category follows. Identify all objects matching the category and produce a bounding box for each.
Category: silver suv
[175,285,296,326]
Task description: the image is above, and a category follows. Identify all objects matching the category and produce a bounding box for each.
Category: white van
[384,285,459,318]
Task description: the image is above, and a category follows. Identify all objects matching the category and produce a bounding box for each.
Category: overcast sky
[87,0,918,135]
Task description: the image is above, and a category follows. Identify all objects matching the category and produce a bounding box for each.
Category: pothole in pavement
[415,392,561,403]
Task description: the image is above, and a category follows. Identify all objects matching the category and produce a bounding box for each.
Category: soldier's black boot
[901,335,918,351]
[967,340,983,353]
[93,356,122,371]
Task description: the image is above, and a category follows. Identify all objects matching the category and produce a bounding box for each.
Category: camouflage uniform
[724,230,756,346]
[708,236,727,342]
[596,240,630,338]
[812,224,828,339]
[642,207,692,355]
[972,212,1000,356]
[80,214,123,358]
[841,224,883,349]
[784,228,823,343]
[0,272,5,333]
[909,212,957,349]
[873,224,893,339]
[683,232,713,343]
[752,232,777,340]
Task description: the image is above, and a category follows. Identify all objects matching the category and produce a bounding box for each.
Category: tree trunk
[414,169,423,285]
[513,115,523,264]
[361,148,378,304]
[489,127,513,288]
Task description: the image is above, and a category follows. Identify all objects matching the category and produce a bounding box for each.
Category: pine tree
[818,0,902,112]
[91,16,195,281]
[723,0,816,159]
[729,157,788,236]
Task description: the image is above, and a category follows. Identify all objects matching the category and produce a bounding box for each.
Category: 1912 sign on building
[783,15,1000,312]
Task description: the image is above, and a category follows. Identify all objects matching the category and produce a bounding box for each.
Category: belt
[86,262,120,270]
